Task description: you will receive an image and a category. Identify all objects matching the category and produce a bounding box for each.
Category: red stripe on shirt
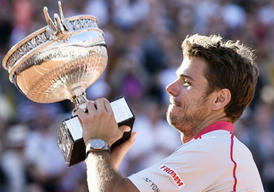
[194,121,234,139]
[230,134,237,191]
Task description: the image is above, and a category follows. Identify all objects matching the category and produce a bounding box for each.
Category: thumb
[121,131,137,151]
[119,125,131,133]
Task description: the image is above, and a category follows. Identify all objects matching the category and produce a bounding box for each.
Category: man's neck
[181,113,231,143]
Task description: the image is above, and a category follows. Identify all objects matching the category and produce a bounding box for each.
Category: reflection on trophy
[2,2,135,166]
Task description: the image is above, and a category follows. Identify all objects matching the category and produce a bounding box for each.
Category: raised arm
[76,98,139,192]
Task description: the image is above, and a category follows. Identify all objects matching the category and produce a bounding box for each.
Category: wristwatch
[85,139,110,156]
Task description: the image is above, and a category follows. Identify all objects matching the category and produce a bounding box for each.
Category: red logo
[159,164,185,189]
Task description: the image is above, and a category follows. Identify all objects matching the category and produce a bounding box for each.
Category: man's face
[166,57,213,139]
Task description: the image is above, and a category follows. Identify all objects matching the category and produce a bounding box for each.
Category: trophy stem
[71,92,89,116]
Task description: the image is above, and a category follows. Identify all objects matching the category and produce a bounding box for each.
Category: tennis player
[77,34,264,192]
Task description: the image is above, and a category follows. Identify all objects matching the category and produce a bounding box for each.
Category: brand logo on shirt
[142,177,161,192]
[158,164,185,189]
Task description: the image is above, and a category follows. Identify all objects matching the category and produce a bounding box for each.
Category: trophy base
[58,96,135,166]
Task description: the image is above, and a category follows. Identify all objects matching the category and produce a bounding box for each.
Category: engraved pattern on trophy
[5,18,100,72]
[6,31,47,71]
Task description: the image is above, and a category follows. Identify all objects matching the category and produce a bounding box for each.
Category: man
[76,34,264,191]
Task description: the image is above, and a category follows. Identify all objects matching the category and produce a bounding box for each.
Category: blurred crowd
[0,0,274,191]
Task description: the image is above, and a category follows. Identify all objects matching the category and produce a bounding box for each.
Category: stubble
[166,94,209,140]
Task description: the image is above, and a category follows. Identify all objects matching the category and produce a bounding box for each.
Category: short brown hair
[182,34,259,123]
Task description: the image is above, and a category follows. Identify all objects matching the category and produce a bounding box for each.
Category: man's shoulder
[178,130,233,152]
[172,131,250,164]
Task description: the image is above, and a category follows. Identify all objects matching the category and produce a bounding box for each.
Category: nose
[166,80,178,97]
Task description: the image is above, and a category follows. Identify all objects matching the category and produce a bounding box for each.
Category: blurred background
[0,0,274,191]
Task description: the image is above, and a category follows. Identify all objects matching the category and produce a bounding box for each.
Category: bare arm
[86,151,138,192]
[76,98,139,192]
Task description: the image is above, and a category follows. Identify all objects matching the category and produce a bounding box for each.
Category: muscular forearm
[86,151,127,192]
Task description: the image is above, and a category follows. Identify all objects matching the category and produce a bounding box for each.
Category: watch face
[91,139,105,149]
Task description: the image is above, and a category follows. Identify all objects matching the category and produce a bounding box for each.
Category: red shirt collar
[194,121,234,139]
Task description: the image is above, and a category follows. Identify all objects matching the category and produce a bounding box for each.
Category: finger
[123,131,137,150]
[76,108,86,118]
[128,131,137,144]
[94,98,106,112]
[76,109,87,125]
[86,101,97,114]
[119,125,131,133]
[103,98,113,113]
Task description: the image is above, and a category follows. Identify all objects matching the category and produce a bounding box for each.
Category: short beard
[167,94,209,139]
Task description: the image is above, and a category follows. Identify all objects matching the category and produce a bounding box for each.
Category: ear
[211,88,231,111]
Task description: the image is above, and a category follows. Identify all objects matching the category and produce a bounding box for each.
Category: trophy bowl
[2,2,135,166]
[2,2,107,104]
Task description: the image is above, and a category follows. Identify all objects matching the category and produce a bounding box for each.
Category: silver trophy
[2,2,134,166]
